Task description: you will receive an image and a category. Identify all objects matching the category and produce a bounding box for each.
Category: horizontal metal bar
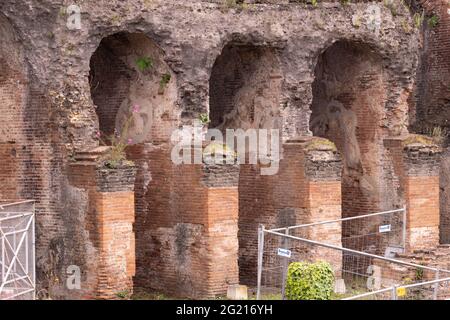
[341,270,371,278]
[0,287,35,300]
[341,287,394,300]
[0,213,34,222]
[0,200,35,209]
[0,275,31,287]
[262,266,284,271]
[342,276,450,300]
[3,227,32,236]
[264,229,450,273]
[268,208,406,232]
[400,276,450,290]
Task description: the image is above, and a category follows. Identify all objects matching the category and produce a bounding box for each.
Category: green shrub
[285,261,334,300]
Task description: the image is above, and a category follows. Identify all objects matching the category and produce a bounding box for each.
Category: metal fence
[256,208,450,300]
[343,276,450,300]
[0,200,35,300]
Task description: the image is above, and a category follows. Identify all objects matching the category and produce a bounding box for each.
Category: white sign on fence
[277,248,292,258]
[379,224,391,233]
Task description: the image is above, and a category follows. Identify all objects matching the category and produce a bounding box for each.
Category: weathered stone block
[227,285,248,300]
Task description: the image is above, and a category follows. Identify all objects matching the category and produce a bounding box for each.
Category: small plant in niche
[58,6,67,17]
[223,0,249,11]
[384,0,398,16]
[115,290,130,299]
[427,126,447,145]
[427,15,439,28]
[199,113,210,125]
[415,267,424,281]
[135,56,153,72]
[401,18,412,33]
[97,105,140,169]
[159,73,172,93]
[352,15,362,28]
[413,11,425,28]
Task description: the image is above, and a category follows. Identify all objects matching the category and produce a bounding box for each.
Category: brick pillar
[384,136,442,251]
[285,137,343,273]
[69,147,137,299]
[173,147,240,298]
[125,142,239,299]
[203,163,240,296]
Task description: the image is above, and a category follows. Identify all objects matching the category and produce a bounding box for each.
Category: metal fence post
[281,228,290,300]
[433,270,440,300]
[256,224,265,300]
[392,285,398,300]
[402,206,407,253]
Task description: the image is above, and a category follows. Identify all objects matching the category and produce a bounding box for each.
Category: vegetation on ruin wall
[403,127,447,147]
[285,261,335,300]
[97,106,139,169]
[96,54,173,168]
[224,0,440,31]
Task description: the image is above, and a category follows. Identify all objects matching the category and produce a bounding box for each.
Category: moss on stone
[303,138,337,152]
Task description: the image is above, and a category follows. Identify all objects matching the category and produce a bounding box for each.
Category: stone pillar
[384,136,442,251]
[285,137,343,273]
[68,147,136,299]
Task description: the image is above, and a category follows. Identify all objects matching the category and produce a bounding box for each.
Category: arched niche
[89,32,178,145]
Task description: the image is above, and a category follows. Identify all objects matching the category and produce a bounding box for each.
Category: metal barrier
[343,276,450,300]
[0,200,36,300]
[256,208,450,300]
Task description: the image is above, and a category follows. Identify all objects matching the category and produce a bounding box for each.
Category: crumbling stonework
[1,0,446,299]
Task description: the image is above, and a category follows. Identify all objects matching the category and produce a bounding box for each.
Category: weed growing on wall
[413,11,425,28]
[429,126,447,144]
[199,113,210,125]
[98,105,140,168]
[428,15,439,28]
[135,56,154,72]
[159,73,172,92]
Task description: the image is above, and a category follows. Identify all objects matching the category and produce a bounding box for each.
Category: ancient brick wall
[0,14,28,200]
[414,0,450,132]
[0,13,69,300]
[410,0,450,244]
[0,0,422,299]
